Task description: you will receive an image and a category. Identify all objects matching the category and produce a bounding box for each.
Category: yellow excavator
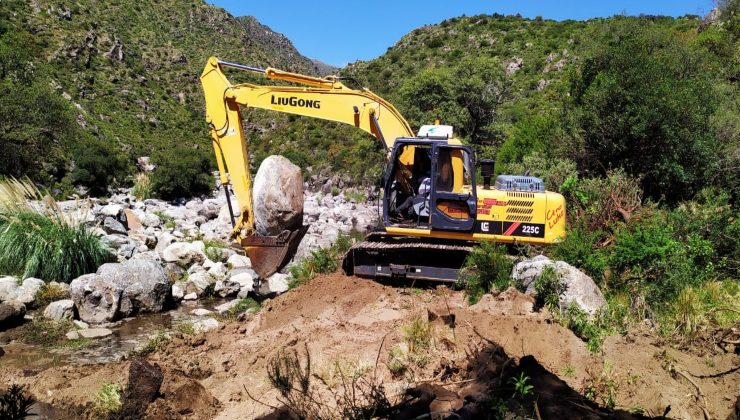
[200,57,566,282]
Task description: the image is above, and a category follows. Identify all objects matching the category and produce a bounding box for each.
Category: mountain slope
[0,0,321,193]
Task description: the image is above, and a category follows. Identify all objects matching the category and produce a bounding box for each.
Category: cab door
[430,145,476,232]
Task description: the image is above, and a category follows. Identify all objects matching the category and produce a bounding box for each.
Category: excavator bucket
[240,225,309,278]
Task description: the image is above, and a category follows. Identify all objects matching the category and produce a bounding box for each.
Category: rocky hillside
[0,0,322,193]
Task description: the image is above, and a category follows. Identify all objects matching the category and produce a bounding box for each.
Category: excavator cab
[384,139,477,233]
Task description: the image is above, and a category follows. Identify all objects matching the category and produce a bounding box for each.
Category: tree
[571,18,719,202]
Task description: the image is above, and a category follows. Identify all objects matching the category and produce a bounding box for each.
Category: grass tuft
[131,173,153,200]
[0,178,112,283]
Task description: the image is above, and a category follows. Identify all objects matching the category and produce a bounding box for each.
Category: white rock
[13,278,45,306]
[214,299,242,315]
[70,274,123,324]
[77,328,113,339]
[100,204,123,218]
[43,299,75,320]
[183,292,198,301]
[512,256,607,317]
[214,280,240,298]
[184,272,214,296]
[258,273,289,295]
[172,283,185,301]
[227,254,251,268]
[193,317,219,333]
[208,262,227,280]
[73,320,89,329]
[155,232,176,255]
[190,308,212,316]
[0,276,20,302]
[162,242,205,265]
[202,259,215,270]
[230,271,256,293]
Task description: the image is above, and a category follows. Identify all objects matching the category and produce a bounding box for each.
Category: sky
[209,0,716,67]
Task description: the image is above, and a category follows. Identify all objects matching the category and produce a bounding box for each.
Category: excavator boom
[200,57,413,277]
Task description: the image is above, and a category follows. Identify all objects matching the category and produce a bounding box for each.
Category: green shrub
[151,145,214,200]
[459,241,514,304]
[534,265,565,310]
[288,233,356,288]
[551,224,609,281]
[67,136,130,197]
[94,383,122,415]
[558,304,605,352]
[0,178,112,282]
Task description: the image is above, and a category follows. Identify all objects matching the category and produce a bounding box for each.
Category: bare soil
[1,273,737,419]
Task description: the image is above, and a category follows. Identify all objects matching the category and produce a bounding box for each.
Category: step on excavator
[200,57,566,282]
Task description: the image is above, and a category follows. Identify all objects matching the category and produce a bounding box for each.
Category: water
[0,298,231,369]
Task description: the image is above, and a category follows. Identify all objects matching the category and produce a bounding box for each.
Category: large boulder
[0,301,26,330]
[70,274,124,323]
[258,273,289,295]
[512,256,606,317]
[252,155,304,236]
[96,259,171,315]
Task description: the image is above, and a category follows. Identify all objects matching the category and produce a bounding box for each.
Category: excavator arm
[200,57,414,277]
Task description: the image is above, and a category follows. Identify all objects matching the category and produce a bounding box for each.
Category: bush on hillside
[66,136,130,196]
[151,145,214,200]
[0,178,112,282]
[571,18,719,202]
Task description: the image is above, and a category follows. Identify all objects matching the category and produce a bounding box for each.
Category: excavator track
[342,231,474,283]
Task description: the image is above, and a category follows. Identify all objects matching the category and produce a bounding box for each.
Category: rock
[0,301,26,330]
[43,299,75,320]
[137,156,156,173]
[96,260,170,315]
[70,273,124,323]
[172,283,185,301]
[252,155,304,236]
[3,277,45,306]
[73,320,89,329]
[230,270,256,292]
[162,241,205,265]
[0,276,20,302]
[258,273,289,295]
[214,280,240,298]
[123,209,143,232]
[119,358,163,418]
[207,262,227,280]
[193,317,219,333]
[185,272,214,296]
[77,328,113,339]
[512,256,607,316]
[190,308,212,316]
[183,292,197,301]
[141,213,162,228]
[100,204,123,218]
[226,254,251,268]
[163,263,186,284]
[103,217,128,235]
[198,200,221,220]
[505,57,523,75]
[155,232,176,254]
[214,299,242,315]
[65,331,79,340]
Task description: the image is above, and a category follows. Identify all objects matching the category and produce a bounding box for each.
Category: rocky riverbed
[0,185,379,359]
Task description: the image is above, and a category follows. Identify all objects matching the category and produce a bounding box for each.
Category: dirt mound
[1,273,737,419]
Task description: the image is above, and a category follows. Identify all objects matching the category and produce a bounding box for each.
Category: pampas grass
[0,178,111,283]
